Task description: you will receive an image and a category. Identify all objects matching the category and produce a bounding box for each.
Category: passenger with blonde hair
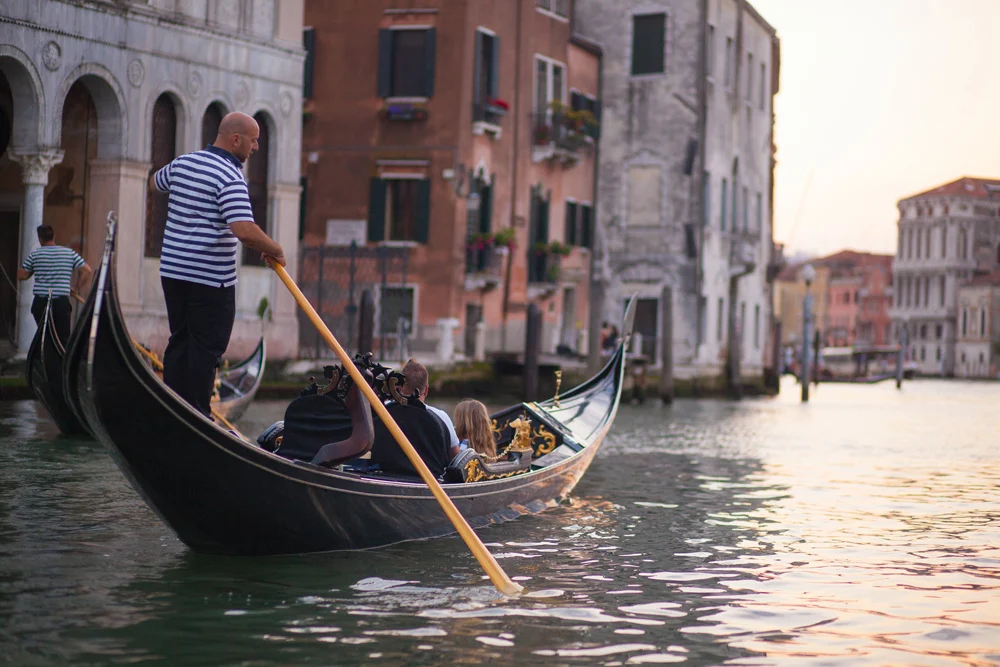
[453,399,497,458]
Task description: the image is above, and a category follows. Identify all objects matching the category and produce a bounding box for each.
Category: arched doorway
[45,81,97,255]
[243,112,271,266]
[0,71,19,347]
[145,94,178,258]
[201,102,225,147]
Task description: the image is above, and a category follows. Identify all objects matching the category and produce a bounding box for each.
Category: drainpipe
[500,0,524,352]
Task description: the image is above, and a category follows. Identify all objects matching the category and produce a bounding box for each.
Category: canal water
[1,378,998,666]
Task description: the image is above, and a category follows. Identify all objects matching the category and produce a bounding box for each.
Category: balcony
[728,233,759,278]
[472,100,509,139]
[527,245,569,299]
[530,109,597,165]
[464,244,507,291]
[379,100,428,122]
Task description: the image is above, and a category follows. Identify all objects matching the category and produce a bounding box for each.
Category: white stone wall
[575,0,777,381]
[1,0,305,358]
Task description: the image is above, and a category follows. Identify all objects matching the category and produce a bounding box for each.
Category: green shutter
[540,195,550,242]
[565,201,578,245]
[581,205,593,249]
[377,29,392,97]
[473,31,483,105]
[415,179,431,243]
[367,178,386,243]
[303,28,315,99]
[490,35,500,99]
[424,28,437,97]
[479,184,492,233]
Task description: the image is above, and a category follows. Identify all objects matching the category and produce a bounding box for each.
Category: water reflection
[0,379,998,665]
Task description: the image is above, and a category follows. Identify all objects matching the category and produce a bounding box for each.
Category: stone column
[10,149,64,357]
[87,159,151,313]
[269,182,303,359]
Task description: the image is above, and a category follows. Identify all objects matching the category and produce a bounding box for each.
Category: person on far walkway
[17,224,92,345]
[150,111,286,418]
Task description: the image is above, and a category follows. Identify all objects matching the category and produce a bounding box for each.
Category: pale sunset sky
[750,0,1000,258]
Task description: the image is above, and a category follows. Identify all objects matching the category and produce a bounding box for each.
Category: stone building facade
[890,177,1000,376]
[0,0,304,360]
[299,0,599,361]
[575,0,779,388]
[954,272,1000,379]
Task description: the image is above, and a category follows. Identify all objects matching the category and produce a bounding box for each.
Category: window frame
[381,25,436,101]
[535,0,569,21]
[533,54,567,119]
[630,12,668,77]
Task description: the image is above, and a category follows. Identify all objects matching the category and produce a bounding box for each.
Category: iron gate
[297,244,411,360]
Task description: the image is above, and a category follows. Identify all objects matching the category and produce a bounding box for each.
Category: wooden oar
[70,291,242,436]
[267,259,523,596]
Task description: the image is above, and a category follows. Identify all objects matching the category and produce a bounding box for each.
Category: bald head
[214,112,259,163]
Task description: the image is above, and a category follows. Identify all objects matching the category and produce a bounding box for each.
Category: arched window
[243,112,271,266]
[145,94,177,258]
[201,102,225,147]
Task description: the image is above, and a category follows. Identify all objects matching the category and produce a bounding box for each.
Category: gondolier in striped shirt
[17,224,92,345]
[150,111,286,418]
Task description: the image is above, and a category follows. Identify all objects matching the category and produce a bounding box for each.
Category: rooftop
[900,176,1000,203]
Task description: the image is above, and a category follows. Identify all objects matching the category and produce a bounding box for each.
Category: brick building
[299,0,600,361]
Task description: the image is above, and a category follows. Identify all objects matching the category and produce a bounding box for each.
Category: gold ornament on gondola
[553,369,562,407]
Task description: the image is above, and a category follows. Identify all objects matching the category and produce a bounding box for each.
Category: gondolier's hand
[264,249,286,267]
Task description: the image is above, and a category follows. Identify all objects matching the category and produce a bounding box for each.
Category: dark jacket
[369,400,451,478]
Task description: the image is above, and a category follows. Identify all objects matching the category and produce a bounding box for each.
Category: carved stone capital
[10,149,65,186]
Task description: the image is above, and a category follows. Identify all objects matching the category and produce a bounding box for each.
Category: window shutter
[540,194,550,242]
[424,28,437,97]
[377,29,392,97]
[581,205,593,249]
[303,28,316,99]
[490,35,500,99]
[591,100,602,139]
[473,31,483,105]
[479,183,492,233]
[631,14,666,75]
[367,178,386,243]
[570,91,583,111]
[565,201,578,245]
[415,179,431,243]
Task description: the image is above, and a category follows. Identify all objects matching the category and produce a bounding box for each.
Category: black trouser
[161,278,236,419]
[31,295,72,347]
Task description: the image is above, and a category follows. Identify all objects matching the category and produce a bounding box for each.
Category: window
[920,346,926,361]
[961,308,967,336]
[731,178,737,231]
[631,13,667,75]
[703,171,711,226]
[981,308,986,336]
[565,200,578,245]
[739,301,746,340]
[720,178,727,230]
[379,286,414,335]
[742,186,749,231]
[536,0,568,17]
[473,30,500,117]
[707,25,715,78]
[940,276,946,306]
[920,324,927,339]
[243,112,271,266]
[724,37,733,87]
[145,94,177,258]
[377,28,436,98]
[367,177,431,243]
[941,227,947,258]
[746,54,753,101]
[759,62,766,109]
[936,346,941,361]
[925,228,931,257]
[534,57,565,117]
[916,229,922,259]
[528,187,551,282]
[699,296,707,344]
[958,228,967,259]
[580,204,593,249]
[303,27,316,99]
[754,304,760,348]
[570,91,601,139]
[717,297,724,342]
[936,324,943,339]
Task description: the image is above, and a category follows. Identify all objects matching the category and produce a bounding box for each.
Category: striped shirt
[153,146,254,287]
[21,245,85,297]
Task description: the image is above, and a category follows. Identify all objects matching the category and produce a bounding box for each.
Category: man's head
[214,112,259,163]
[400,359,429,400]
[36,225,54,244]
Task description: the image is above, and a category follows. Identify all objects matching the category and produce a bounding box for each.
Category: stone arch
[144,92,182,258]
[142,86,186,162]
[243,109,275,266]
[0,45,45,151]
[54,64,127,159]
[199,98,230,147]
[249,105,279,180]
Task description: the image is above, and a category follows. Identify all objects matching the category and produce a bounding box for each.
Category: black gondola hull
[75,219,626,556]
[25,300,86,435]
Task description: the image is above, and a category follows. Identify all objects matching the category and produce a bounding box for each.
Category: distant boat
[65,218,630,556]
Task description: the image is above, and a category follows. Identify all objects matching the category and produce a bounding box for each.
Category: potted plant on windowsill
[484,97,510,118]
[380,100,429,121]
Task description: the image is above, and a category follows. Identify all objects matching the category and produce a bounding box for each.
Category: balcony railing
[465,244,506,290]
[528,249,562,284]
[531,112,597,164]
[472,101,508,128]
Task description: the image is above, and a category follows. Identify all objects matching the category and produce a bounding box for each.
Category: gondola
[71,220,630,557]
[25,296,87,435]
[211,337,265,422]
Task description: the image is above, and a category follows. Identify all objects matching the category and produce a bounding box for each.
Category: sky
[750,0,1000,258]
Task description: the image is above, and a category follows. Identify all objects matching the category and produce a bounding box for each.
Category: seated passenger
[453,399,497,458]
[369,360,453,478]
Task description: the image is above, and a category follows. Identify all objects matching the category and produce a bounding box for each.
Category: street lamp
[801,263,816,403]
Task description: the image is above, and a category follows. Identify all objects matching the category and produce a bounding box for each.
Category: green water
[1,378,998,665]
